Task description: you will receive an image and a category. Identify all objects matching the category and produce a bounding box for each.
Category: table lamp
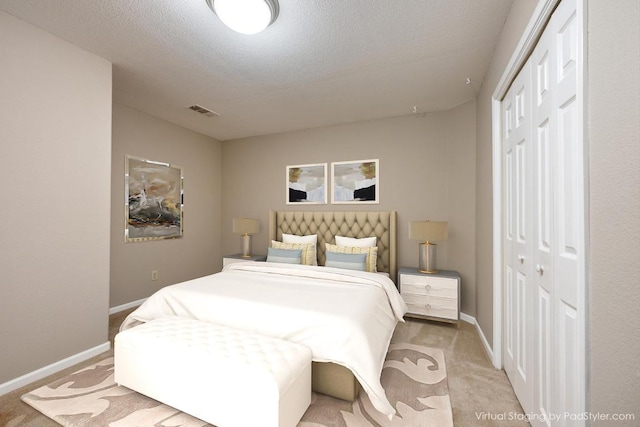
[233,218,259,257]
[409,220,448,273]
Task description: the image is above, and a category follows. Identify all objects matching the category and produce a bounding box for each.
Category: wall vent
[188,104,219,118]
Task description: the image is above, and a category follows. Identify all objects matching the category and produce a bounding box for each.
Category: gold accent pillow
[271,241,316,266]
[325,243,378,272]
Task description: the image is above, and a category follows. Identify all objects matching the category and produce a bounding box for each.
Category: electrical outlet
[151,270,158,281]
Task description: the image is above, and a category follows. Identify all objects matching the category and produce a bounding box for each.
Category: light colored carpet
[21,342,452,427]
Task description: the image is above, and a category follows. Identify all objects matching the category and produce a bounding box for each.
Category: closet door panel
[537,287,552,426]
[536,121,552,258]
[556,8,577,85]
[505,99,515,244]
[503,96,515,376]
[516,270,528,379]
[534,40,554,274]
[556,96,579,307]
[502,60,534,415]
[553,0,583,423]
[531,25,555,425]
[505,265,514,362]
[558,303,580,425]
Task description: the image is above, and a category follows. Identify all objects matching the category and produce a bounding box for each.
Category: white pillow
[279,234,318,266]
[335,235,377,248]
[282,233,318,246]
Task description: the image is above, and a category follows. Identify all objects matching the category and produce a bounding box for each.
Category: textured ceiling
[0,0,513,140]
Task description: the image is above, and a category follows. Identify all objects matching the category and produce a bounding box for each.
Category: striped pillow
[271,240,316,266]
[325,251,367,271]
[325,243,378,272]
[267,247,302,264]
[282,234,318,265]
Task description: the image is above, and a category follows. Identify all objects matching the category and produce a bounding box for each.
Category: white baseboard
[0,341,111,397]
[2,297,144,397]
[460,312,494,363]
[109,298,146,315]
[459,311,475,324]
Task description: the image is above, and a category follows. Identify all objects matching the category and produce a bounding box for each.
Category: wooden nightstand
[398,267,460,323]
[222,254,267,268]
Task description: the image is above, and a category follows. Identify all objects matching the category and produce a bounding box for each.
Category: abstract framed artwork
[125,155,183,242]
[286,163,327,204]
[331,159,379,204]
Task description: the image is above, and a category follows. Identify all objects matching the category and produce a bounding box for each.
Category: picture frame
[125,155,183,242]
[286,163,327,204]
[331,159,379,204]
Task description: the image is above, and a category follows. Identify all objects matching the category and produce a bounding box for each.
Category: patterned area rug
[22,343,453,427]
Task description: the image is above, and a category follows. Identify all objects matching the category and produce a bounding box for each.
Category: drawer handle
[424,284,432,291]
[424,304,432,310]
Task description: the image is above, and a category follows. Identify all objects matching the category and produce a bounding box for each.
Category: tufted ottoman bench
[114,316,312,427]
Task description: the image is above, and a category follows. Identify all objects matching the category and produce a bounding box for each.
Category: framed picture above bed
[125,155,183,242]
[286,163,327,204]
[331,159,379,204]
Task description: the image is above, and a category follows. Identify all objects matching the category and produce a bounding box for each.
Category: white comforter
[120,262,407,418]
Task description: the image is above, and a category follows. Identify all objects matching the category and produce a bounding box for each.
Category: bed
[268,210,398,403]
[120,210,406,418]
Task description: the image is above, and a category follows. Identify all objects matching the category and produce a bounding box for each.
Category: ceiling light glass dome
[206,0,279,35]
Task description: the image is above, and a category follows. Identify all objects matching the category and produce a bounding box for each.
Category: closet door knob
[518,255,525,264]
[535,264,544,275]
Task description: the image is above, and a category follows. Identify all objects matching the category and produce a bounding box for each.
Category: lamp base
[418,242,438,274]
[241,234,252,258]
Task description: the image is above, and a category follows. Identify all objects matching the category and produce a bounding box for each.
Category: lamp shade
[233,218,259,235]
[207,0,279,35]
[409,221,448,242]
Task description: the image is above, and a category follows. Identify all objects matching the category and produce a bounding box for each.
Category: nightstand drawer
[403,293,457,310]
[400,275,457,298]
[405,298,458,320]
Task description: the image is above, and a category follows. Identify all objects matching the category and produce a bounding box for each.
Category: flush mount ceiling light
[205,0,279,35]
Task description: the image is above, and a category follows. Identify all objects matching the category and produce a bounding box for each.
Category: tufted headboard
[269,211,397,279]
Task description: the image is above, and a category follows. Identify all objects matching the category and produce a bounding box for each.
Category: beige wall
[221,102,479,315]
[446,100,477,313]
[587,0,640,421]
[110,104,222,307]
[474,0,539,347]
[0,11,112,383]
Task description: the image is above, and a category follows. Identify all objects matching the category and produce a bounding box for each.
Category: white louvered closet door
[503,0,584,425]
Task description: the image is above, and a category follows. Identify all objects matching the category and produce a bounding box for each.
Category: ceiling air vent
[188,104,219,118]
